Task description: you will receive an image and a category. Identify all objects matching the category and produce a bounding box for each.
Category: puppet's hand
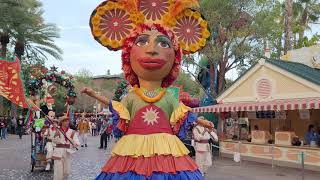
[196,117,214,130]
[81,87,95,96]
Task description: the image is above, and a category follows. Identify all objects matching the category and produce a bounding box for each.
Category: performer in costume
[52,116,80,180]
[82,0,212,179]
[44,118,59,171]
[193,117,218,175]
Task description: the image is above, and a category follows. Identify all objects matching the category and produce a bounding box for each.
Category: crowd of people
[73,114,113,149]
[0,115,27,140]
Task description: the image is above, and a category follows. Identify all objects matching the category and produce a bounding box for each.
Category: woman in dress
[82,0,212,179]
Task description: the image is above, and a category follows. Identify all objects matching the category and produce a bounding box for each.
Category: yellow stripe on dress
[111,133,190,157]
[170,103,190,126]
[112,100,130,123]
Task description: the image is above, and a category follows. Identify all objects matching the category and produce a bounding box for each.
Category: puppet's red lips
[138,58,166,70]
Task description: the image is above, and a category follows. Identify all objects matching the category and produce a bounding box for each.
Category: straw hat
[58,116,69,124]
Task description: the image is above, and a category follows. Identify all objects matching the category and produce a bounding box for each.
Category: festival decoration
[27,65,76,103]
[27,65,77,123]
[112,79,129,101]
[87,1,213,179]
[0,58,31,109]
[90,0,210,54]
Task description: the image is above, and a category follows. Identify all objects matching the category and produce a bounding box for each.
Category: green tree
[0,0,62,61]
[73,69,96,112]
[174,71,201,97]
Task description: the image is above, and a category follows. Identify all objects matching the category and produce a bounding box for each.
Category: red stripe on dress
[101,155,199,177]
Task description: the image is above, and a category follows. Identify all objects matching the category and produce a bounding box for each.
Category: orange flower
[193,11,201,19]
[199,38,206,47]
[106,1,115,10]
[111,40,119,49]
[97,7,106,15]
[189,44,199,52]
[202,29,210,38]
[100,36,110,46]
[93,28,102,37]
[184,9,192,16]
[179,41,186,49]
[91,16,100,26]
[200,20,208,28]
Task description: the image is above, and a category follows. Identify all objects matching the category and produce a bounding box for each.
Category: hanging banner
[0,58,30,108]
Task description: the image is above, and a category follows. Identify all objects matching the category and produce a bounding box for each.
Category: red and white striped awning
[191,97,320,113]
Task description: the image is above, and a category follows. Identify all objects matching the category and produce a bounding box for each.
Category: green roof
[266,59,320,86]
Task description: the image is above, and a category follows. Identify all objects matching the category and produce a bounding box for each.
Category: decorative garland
[27,65,77,106]
[112,79,129,102]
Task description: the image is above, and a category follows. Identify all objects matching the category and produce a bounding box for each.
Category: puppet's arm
[81,87,109,105]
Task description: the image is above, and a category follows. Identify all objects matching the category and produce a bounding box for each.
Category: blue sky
[40,0,319,78]
[41,0,122,76]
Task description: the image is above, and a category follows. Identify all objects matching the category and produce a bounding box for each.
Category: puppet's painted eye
[158,41,170,48]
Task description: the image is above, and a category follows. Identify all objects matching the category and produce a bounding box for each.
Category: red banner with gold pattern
[0,58,30,109]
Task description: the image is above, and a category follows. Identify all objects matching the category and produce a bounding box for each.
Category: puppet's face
[48,111,55,120]
[130,30,175,83]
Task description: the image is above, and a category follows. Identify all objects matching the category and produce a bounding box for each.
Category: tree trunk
[298,7,308,47]
[0,33,10,58]
[284,0,293,54]
[218,61,227,94]
[14,40,25,60]
[209,60,217,98]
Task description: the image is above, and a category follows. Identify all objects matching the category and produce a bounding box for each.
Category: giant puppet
[82,0,213,179]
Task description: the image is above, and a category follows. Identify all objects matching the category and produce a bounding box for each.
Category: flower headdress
[89,0,210,54]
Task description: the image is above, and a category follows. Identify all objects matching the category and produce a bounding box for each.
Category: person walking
[52,116,80,180]
[78,117,90,147]
[0,117,5,140]
[91,121,97,136]
[99,120,108,149]
[16,117,24,139]
[193,117,218,176]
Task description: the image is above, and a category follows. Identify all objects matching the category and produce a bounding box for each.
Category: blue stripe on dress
[95,170,204,180]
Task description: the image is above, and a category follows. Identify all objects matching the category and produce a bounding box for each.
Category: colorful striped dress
[96,90,203,180]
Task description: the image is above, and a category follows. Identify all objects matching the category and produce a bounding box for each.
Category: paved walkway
[0,134,319,180]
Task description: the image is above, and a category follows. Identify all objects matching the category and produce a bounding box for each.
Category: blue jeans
[1,128,7,139]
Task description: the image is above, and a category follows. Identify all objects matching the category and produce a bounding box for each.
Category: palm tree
[284,0,293,55]
[294,0,320,47]
[13,23,63,61]
[0,0,62,61]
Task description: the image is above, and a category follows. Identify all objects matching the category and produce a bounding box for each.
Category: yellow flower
[189,44,199,52]
[136,18,144,25]
[193,11,201,19]
[130,14,137,21]
[179,41,186,49]
[106,1,115,10]
[97,7,106,15]
[202,29,210,38]
[184,9,192,16]
[93,28,102,37]
[111,40,119,49]
[91,16,101,26]
[199,38,206,47]
[100,36,110,46]
[200,20,208,28]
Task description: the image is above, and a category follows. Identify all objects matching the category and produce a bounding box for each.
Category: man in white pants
[193,117,218,176]
[52,116,80,180]
[44,118,58,171]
